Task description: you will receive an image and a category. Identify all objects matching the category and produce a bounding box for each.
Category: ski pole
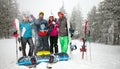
[15,37,18,61]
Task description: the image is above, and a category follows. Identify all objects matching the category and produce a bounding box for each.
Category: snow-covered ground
[0,38,120,69]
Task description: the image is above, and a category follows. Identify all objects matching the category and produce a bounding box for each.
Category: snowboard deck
[18,52,69,66]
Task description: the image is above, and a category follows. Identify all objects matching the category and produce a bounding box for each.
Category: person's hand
[19,47,22,51]
[52,21,55,24]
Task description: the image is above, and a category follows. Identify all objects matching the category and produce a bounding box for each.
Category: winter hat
[49,15,54,19]
[23,11,30,18]
[58,11,64,16]
[39,11,44,15]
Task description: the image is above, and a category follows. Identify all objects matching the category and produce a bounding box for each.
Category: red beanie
[58,11,64,16]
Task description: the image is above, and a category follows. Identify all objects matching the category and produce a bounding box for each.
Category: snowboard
[18,52,69,66]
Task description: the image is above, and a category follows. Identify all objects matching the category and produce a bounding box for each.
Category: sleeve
[33,19,39,33]
[65,17,68,30]
[55,21,59,28]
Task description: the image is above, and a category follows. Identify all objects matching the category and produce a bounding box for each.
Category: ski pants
[21,37,34,56]
[50,36,58,53]
[35,35,50,54]
[59,36,69,53]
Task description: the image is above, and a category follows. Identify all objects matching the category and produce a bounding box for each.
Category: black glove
[13,30,17,35]
[18,37,21,43]
[19,46,22,51]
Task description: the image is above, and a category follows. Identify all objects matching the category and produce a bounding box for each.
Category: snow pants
[50,36,58,53]
[35,35,50,54]
[21,37,34,56]
[59,36,69,53]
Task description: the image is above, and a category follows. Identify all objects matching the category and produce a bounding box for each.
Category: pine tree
[0,0,19,38]
[87,0,120,45]
[99,0,120,44]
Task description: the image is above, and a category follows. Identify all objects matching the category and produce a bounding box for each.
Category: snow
[0,38,120,69]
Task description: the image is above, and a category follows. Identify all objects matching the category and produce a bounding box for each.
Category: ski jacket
[48,21,59,36]
[35,18,48,36]
[20,21,32,38]
[58,17,68,36]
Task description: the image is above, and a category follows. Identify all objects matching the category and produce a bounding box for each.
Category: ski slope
[0,38,120,69]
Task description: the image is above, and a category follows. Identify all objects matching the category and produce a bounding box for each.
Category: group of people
[17,11,69,57]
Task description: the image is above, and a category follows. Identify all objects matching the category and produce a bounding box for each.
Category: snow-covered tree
[0,0,19,38]
[70,4,83,39]
[87,0,120,45]
[99,0,120,45]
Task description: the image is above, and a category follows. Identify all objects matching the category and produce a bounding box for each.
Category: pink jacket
[50,21,59,36]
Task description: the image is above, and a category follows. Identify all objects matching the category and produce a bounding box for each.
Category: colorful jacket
[20,21,32,38]
[35,18,48,36]
[48,21,58,36]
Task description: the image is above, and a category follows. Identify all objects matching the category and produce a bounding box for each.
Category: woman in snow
[20,13,34,57]
[48,16,59,54]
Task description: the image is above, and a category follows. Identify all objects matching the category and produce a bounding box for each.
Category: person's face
[58,14,63,19]
[39,14,44,19]
[49,17,53,21]
[24,17,29,22]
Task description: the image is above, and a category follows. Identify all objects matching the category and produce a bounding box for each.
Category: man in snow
[58,11,69,53]
[20,13,34,56]
[34,11,50,55]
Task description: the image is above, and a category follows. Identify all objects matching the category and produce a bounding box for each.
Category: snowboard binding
[31,57,36,65]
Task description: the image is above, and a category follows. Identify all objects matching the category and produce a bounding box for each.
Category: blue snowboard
[18,52,69,66]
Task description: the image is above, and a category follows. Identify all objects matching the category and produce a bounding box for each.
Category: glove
[13,30,18,37]
[52,21,55,24]
[18,37,21,43]
[19,46,22,51]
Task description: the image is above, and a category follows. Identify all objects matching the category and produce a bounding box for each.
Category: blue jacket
[20,21,32,38]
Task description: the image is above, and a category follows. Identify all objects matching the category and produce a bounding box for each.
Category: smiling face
[49,16,54,21]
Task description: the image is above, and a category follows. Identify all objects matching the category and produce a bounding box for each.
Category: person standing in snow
[58,11,69,53]
[20,13,34,57]
[48,16,59,54]
[34,11,50,55]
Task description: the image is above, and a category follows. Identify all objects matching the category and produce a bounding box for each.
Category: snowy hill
[0,39,120,69]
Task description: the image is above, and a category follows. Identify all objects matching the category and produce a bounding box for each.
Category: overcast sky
[17,0,103,19]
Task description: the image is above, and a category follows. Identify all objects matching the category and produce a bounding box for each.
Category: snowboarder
[48,15,59,54]
[58,11,69,53]
[34,11,50,56]
[20,13,34,57]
